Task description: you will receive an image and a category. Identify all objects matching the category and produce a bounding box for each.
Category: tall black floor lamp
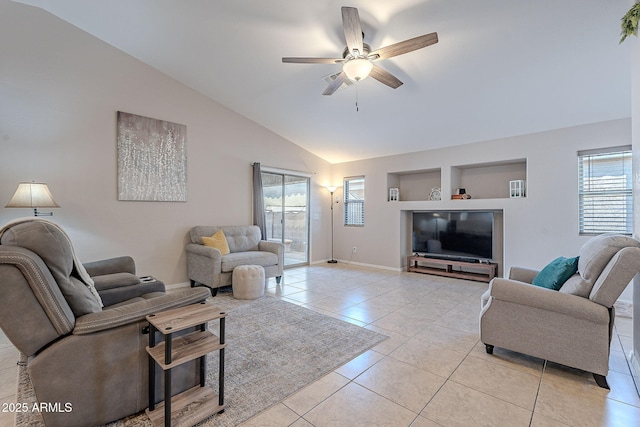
[326,186,338,263]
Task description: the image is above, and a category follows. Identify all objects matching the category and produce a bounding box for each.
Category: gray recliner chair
[480,234,640,389]
[0,219,212,426]
[83,255,165,305]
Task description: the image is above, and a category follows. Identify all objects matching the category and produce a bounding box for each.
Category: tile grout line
[528,360,547,427]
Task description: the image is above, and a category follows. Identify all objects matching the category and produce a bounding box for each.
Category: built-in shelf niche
[450,159,527,199]
[387,168,441,201]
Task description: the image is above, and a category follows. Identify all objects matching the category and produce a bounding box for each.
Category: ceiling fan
[282,6,438,95]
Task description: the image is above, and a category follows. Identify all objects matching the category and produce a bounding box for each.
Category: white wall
[330,119,632,293]
[630,6,640,389]
[0,1,332,284]
[1,0,635,309]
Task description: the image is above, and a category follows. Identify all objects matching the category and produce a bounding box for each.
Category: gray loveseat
[480,234,640,389]
[186,225,284,295]
[0,220,211,426]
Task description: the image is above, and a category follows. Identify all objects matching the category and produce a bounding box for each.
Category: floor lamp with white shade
[5,181,59,216]
[326,186,339,263]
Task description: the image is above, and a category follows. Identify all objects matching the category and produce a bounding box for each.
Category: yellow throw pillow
[201,229,230,255]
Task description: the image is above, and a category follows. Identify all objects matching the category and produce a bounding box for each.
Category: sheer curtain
[252,162,266,240]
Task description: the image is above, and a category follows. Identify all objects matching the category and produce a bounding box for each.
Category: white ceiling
[16,0,632,163]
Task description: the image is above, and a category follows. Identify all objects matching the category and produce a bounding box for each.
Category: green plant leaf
[620,2,640,43]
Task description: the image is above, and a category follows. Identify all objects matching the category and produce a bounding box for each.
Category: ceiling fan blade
[370,32,438,61]
[282,57,343,64]
[322,72,348,96]
[342,6,364,55]
[370,65,403,89]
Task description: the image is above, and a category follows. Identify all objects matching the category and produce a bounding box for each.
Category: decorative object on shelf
[452,187,471,200]
[451,194,471,200]
[5,181,59,216]
[429,187,441,201]
[388,187,399,201]
[509,180,526,198]
[117,111,187,202]
[326,186,339,263]
[620,2,640,43]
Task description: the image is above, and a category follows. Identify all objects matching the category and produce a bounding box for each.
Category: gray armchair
[186,225,284,295]
[0,220,211,426]
[480,234,640,389]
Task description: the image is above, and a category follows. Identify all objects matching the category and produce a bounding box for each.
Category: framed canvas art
[117,111,187,201]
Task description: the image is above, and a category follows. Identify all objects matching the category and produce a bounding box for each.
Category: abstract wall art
[117,111,187,201]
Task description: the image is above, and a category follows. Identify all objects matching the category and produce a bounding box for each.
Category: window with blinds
[344,176,365,226]
[578,146,632,235]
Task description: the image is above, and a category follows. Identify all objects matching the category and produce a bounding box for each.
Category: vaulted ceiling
[16,0,632,163]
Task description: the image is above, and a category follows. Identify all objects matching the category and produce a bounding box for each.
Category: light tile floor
[243,263,640,427]
[1,263,638,426]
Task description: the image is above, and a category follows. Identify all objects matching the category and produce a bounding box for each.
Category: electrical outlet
[352,246,357,253]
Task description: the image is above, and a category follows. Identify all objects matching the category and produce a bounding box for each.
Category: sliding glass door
[261,171,309,267]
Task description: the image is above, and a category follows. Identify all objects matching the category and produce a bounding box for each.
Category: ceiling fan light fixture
[343,58,373,81]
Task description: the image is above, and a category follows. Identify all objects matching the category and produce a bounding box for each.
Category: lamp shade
[6,182,59,208]
[326,186,338,193]
[343,58,373,81]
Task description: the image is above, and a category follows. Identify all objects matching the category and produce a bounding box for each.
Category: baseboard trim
[166,281,191,291]
[310,259,403,272]
[614,300,633,318]
[346,260,403,272]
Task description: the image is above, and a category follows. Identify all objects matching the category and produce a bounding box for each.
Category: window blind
[578,147,632,235]
[344,176,365,226]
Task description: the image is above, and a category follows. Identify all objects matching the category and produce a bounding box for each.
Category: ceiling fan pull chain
[355,83,359,112]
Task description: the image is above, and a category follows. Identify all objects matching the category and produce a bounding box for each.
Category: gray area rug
[16,292,387,426]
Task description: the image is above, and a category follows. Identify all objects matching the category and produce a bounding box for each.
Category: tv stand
[407,255,496,283]
[421,254,480,264]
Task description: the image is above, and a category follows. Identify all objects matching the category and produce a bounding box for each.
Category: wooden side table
[145,301,227,427]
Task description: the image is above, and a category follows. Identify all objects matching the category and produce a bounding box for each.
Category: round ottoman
[232,265,265,299]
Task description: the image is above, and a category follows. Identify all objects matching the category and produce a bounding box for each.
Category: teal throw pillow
[532,256,579,291]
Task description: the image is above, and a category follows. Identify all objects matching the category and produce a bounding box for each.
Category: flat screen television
[412,211,494,262]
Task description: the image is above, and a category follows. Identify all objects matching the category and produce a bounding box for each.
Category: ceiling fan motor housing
[342,42,371,60]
